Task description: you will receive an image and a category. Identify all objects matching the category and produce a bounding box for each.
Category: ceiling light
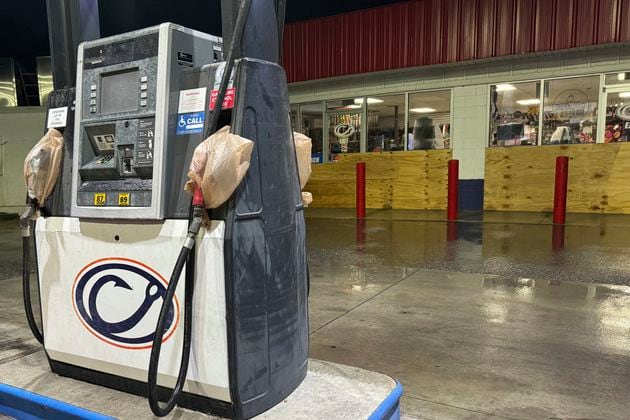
[354,97,383,105]
[618,73,626,81]
[496,84,516,92]
[410,107,436,113]
[516,99,540,105]
[344,104,361,109]
[619,92,630,98]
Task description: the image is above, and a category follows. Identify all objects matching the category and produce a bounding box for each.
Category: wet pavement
[308,269,630,419]
[307,214,630,286]
[304,213,630,418]
[2,211,630,418]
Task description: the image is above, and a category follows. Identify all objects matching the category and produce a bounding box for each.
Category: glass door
[327,111,362,162]
[601,85,630,143]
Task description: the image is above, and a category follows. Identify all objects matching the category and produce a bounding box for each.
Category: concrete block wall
[0,108,47,213]
[451,85,488,180]
[451,85,488,210]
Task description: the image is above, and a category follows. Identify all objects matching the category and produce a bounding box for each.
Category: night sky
[1,0,407,71]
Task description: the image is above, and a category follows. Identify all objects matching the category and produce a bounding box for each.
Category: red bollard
[553,156,569,225]
[447,160,459,221]
[356,162,366,219]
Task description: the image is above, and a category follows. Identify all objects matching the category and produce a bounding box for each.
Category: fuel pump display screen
[101,69,139,114]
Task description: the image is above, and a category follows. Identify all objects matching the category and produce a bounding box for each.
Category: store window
[407,90,451,150]
[489,82,539,147]
[299,102,324,163]
[603,73,630,143]
[542,76,599,144]
[603,90,630,143]
[327,99,362,161]
[366,95,405,152]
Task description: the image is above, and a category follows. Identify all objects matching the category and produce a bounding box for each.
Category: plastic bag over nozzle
[293,131,313,207]
[21,128,64,236]
[185,126,254,209]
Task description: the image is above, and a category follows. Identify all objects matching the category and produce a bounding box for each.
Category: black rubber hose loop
[23,234,44,344]
[147,243,195,416]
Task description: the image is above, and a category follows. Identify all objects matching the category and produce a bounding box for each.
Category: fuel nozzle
[184,186,205,250]
[20,198,38,237]
[192,185,204,208]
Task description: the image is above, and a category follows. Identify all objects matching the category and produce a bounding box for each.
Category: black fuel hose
[147,240,195,416]
[23,234,44,344]
[204,0,253,138]
[147,188,204,417]
[21,207,43,345]
[148,0,252,415]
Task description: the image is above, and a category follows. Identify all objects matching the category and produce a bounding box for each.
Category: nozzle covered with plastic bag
[185,126,254,209]
[23,128,64,207]
[293,131,313,207]
[185,126,313,209]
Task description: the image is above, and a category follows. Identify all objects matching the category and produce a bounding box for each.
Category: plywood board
[484,143,630,214]
[305,150,451,209]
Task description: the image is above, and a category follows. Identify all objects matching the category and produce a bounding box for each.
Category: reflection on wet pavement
[308,218,630,285]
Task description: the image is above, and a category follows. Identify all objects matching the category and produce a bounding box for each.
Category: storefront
[288,43,630,212]
[292,68,630,158]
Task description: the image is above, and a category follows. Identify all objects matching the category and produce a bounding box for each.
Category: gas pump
[22,1,309,418]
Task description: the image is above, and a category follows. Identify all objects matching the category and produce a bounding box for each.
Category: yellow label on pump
[94,193,106,206]
[118,193,130,206]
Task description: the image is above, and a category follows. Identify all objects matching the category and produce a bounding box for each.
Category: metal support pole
[553,156,569,225]
[46,0,100,89]
[447,159,459,221]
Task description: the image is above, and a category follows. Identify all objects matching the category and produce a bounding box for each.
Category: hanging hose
[147,188,203,417]
[21,204,43,345]
[204,0,252,139]
[147,1,252,415]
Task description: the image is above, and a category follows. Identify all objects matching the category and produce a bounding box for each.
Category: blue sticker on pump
[176,112,205,135]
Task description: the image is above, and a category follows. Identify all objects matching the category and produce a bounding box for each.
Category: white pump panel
[35,217,231,402]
